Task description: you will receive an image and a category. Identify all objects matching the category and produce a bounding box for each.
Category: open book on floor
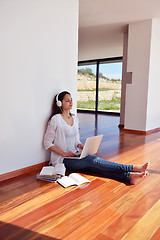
[57,173,91,188]
[36,163,66,182]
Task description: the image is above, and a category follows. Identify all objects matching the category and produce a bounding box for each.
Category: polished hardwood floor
[0,113,160,240]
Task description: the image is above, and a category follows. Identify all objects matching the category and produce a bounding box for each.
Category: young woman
[44,91,149,184]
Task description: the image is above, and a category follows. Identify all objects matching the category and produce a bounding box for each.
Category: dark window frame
[77,57,123,115]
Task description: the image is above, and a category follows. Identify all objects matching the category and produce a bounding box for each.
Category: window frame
[77,57,123,115]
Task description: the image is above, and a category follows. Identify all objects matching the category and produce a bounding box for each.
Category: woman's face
[61,94,73,111]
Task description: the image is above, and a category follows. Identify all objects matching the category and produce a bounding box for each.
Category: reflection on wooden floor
[0,113,160,240]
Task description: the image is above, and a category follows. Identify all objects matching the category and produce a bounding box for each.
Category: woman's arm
[74,115,83,148]
[49,146,77,157]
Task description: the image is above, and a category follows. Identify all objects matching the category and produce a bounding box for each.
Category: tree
[78,68,95,77]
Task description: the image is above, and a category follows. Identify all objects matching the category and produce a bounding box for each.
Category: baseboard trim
[123,127,160,135]
[0,161,49,182]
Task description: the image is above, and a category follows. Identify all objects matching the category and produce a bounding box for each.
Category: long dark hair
[48,91,71,121]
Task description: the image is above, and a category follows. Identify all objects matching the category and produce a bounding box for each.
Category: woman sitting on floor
[44,91,149,185]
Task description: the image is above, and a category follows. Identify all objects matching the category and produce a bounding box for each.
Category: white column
[124,20,152,131]
[146,19,160,131]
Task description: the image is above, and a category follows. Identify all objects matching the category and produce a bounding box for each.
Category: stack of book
[36,163,66,182]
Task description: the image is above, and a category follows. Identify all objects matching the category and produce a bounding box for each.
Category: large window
[77,58,122,113]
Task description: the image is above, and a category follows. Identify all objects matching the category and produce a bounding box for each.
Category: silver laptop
[65,135,103,159]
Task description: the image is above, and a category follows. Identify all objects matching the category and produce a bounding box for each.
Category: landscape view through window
[77,61,122,113]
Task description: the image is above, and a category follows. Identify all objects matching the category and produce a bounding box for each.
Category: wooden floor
[0,113,160,240]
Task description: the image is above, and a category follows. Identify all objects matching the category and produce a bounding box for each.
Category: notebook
[65,134,103,159]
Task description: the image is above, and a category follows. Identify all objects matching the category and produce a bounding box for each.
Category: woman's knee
[84,155,100,165]
[85,155,97,161]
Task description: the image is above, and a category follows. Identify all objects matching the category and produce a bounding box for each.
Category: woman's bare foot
[133,162,150,173]
[130,171,149,185]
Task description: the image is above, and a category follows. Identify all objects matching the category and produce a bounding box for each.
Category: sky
[78,62,122,80]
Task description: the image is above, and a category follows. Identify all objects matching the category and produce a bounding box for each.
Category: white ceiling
[79,0,160,32]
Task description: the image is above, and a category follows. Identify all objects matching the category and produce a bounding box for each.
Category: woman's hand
[62,152,77,157]
[77,143,84,150]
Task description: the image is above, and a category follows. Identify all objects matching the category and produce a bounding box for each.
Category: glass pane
[98,62,122,113]
[77,65,96,110]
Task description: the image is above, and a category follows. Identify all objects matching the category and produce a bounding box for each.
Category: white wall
[146,19,160,130]
[125,20,152,131]
[0,0,79,175]
[78,26,123,60]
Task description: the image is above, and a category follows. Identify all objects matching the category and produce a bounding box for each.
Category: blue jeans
[63,155,134,184]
